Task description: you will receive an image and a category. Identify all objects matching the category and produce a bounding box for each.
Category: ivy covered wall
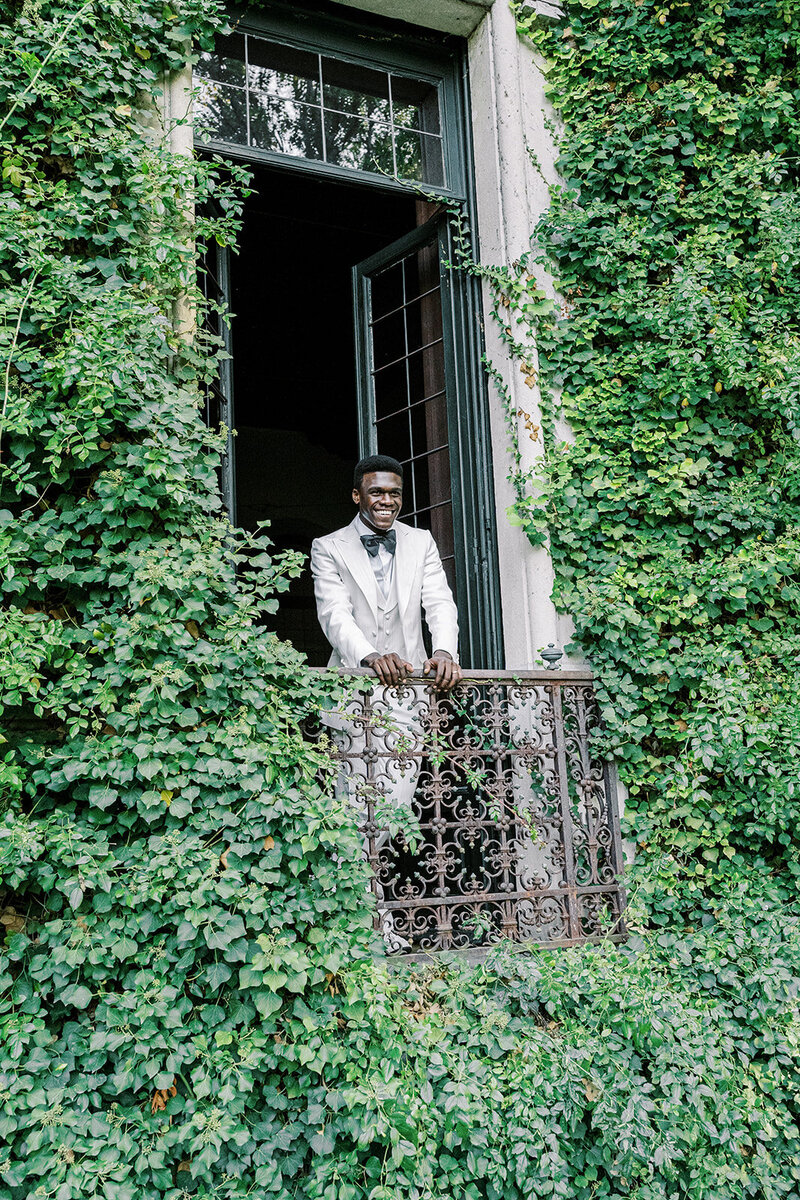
[505,0,800,911]
[1,1,800,1198]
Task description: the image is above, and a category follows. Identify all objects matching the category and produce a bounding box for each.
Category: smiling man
[310,454,460,689]
[310,454,460,950]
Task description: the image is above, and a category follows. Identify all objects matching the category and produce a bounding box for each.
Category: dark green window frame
[196,2,503,668]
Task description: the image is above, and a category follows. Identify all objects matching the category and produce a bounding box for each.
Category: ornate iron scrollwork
[327,670,626,955]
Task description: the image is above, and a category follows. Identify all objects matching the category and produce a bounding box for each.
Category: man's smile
[354,470,404,532]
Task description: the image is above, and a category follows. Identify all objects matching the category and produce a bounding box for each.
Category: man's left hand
[422,650,461,692]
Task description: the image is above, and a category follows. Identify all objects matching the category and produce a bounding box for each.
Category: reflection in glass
[326,114,394,175]
[194,35,446,186]
[196,33,246,85]
[322,57,390,121]
[249,94,324,160]
[247,37,320,103]
[390,74,441,134]
[394,128,445,186]
[194,79,247,145]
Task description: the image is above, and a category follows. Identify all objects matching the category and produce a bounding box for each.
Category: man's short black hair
[353,454,404,490]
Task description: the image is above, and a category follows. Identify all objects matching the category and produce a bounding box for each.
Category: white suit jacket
[311,517,459,669]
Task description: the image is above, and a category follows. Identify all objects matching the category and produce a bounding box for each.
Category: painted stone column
[160,61,195,343]
[468,1,581,669]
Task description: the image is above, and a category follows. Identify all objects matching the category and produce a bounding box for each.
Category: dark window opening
[229,164,419,664]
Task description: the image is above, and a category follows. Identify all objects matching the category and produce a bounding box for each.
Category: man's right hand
[360,652,413,686]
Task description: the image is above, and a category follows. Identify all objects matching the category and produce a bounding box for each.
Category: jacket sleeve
[420,532,459,661]
[310,538,377,668]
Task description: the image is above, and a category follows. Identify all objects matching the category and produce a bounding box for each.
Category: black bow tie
[360,530,396,557]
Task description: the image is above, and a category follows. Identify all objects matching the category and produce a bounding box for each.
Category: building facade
[163,0,572,671]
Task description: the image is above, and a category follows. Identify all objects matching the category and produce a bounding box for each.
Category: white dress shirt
[355,514,396,601]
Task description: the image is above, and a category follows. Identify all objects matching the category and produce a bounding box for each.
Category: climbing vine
[2,1,800,1198]
[496,0,800,914]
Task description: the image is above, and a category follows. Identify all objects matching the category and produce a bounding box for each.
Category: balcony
[319,668,626,957]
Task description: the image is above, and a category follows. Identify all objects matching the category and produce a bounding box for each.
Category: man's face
[353,471,403,532]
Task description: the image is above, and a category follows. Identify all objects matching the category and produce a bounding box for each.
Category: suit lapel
[394,522,417,617]
[336,520,378,616]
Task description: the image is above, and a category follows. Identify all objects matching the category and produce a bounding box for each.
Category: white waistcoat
[374,569,409,659]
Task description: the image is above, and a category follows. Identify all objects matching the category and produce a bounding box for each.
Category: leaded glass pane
[374,360,408,421]
[370,262,404,315]
[390,74,441,135]
[394,128,444,186]
[193,33,446,186]
[375,409,411,465]
[194,79,247,145]
[372,307,406,370]
[326,113,394,174]
[321,57,390,121]
[247,37,320,103]
[249,93,324,160]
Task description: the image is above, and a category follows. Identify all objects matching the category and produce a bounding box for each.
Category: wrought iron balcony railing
[318,668,626,957]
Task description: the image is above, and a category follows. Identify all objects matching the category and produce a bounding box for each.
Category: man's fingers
[444,663,462,691]
[390,654,412,683]
[372,654,415,687]
[421,656,462,691]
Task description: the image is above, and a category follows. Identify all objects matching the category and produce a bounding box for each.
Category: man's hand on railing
[360,651,414,686]
[423,650,462,692]
[359,650,462,691]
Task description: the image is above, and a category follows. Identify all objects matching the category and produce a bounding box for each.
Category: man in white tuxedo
[311,454,460,687]
[311,455,460,948]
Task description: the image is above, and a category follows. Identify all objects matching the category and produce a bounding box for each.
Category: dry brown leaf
[1,907,26,934]
[263,835,275,851]
[150,1079,177,1114]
